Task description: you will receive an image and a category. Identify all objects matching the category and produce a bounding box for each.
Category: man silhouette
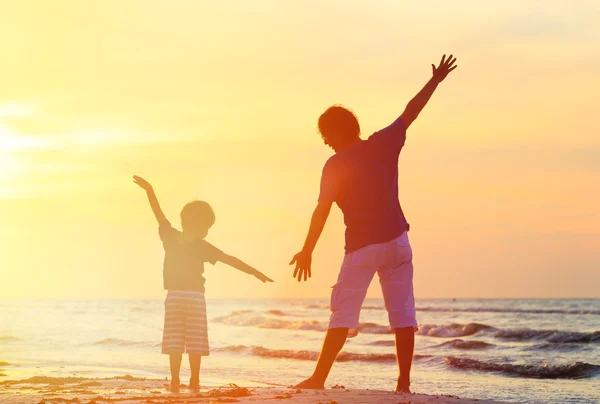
[290,55,458,393]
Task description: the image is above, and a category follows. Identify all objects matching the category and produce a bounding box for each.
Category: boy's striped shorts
[162,290,209,356]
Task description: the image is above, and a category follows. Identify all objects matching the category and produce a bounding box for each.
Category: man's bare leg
[189,354,201,393]
[394,327,414,393]
[294,328,349,389]
[169,353,182,393]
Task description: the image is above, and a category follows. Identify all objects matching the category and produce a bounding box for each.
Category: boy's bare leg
[189,354,201,393]
[169,353,182,393]
[294,327,349,389]
[394,327,414,393]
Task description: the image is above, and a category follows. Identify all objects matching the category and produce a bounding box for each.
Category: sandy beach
[0,376,507,404]
[3,298,599,403]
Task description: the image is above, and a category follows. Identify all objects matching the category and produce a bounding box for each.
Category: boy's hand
[432,54,458,82]
[133,175,153,192]
[289,250,312,282]
[253,270,274,283]
[219,253,273,282]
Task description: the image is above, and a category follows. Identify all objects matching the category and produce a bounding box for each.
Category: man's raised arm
[400,54,457,129]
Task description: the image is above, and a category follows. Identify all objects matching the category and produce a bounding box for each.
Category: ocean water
[1,298,599,403]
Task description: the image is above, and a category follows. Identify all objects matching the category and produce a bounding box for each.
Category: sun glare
[0,153,18,198]
[0,103,32,118]
[0,125,50,152]
[0,125,48,197]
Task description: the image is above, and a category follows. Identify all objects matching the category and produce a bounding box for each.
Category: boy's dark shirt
[159,222,222,293]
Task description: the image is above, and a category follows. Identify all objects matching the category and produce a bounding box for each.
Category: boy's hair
[180,200,215,231]
[318,105,361,142]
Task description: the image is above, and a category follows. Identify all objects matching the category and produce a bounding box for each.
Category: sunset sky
[1,0,599,299]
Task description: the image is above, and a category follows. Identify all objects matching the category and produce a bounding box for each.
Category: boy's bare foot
[293,377,325,389]
[189,381,200,394]
[170,378,180,393]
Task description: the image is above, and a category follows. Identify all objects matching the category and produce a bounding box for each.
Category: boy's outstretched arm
[132,175,168,225]
[289,200,333,283]
[219,253,274,283]
[400,54,458,129]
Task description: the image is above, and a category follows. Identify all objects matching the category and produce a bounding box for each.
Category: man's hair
[180,200,215,231]
[318,105,360,141]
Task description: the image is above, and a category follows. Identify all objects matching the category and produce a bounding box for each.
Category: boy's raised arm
[133,175,169,226]
[219,253,274,283]
[400,54,458,129]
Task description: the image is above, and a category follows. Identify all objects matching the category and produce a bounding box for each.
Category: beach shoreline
[0,375,508,404]
[3,298,598,402]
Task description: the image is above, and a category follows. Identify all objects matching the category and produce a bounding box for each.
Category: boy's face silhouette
[180,201,215,240]
[181,220,210,240]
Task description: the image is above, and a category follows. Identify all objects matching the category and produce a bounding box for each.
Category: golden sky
[1,1,599,299]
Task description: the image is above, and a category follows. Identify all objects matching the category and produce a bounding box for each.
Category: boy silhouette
[133,175,273,393]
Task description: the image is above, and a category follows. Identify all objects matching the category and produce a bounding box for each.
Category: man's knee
[329,307,360,330]
[327,327,350,336]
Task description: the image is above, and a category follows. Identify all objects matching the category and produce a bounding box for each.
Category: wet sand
[0,375,507,404]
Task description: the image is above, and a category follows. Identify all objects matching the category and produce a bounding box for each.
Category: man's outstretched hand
[432,54,458,82]
[289,250,312,282]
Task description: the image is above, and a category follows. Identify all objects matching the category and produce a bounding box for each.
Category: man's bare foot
[394,385,411,394]
[293,377,325,389]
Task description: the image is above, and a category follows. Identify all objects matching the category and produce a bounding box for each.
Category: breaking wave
[445,357,600,379]
[369,338,495,350]
[434,339,495,350]
[302,304,600,315]
[215,311,501,337]
[417,323,495,338]
[527,342,594,352]
[418,307,600,315]
[357,323,392,334]
[215,345,431,363]
[213,311,329,332]
[494,329,600,343]
[368,340,395,347]
[214,311,599,349]
[304,304,328,310]
[92,338,160,348]
[213,311,395,334]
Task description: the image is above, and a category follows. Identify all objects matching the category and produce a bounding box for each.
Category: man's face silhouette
[322,134,342,153]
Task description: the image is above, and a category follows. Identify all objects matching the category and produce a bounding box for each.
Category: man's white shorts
[329,231,417,331]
